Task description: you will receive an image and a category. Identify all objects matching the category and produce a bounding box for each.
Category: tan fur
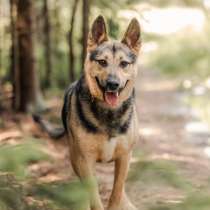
[87,15,109,52]
[122,18,141,54]
[66,16,141,210]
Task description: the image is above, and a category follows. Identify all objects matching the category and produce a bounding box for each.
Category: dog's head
[85,15,141,108]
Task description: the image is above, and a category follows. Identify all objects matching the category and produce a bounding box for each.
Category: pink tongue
[105,92,118,107]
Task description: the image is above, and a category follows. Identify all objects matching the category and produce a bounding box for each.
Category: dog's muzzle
[95,76,128,108]
[105,78,120,92]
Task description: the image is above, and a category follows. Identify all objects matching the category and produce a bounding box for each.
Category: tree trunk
[43,0,52,88]
[10,0,20,110]
[68,0,79,82]
[52,0,61,73]
[17,0,40,112]
[81,0,90,68]
[0,4,3,89]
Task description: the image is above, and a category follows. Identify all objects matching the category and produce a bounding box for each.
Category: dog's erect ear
[121,18,141,54]
[87,15,108,50]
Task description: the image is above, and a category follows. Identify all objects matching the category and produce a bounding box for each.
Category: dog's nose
[106,79,120,91]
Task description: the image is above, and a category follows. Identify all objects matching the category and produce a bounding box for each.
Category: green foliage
[0,174,48,210]
[92,0,139,10]
[129,159,190,189]
[32,180,89,210]
[0,140,49,178]
[186,94,210,127]
[0,139,89,210]
[107,17,120,39]
[0,176,24,210]
[129,155,210,210]
[180,193,210,210]
[146,21,210,78]
[0,175,90,210]
[149,191,210,210]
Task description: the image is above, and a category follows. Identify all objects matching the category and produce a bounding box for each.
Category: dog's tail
[32,114,65,139]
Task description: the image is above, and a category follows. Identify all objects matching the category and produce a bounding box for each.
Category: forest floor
[0,67,210,210]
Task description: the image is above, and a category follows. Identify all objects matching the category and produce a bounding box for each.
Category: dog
[34,15,141,210]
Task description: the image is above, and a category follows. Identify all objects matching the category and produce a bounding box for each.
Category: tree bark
[68,0,79,82]
[81,0,90,68]
[10,0,20,110]
[43,0,52,88]
[0,7,2,76]
[17,0,40,112]
[52,0,61,72]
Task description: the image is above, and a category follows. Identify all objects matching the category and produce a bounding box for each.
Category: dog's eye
[97,59,108,67]
[120,61,130,68]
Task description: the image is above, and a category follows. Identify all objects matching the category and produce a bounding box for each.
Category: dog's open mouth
[104,91,119,107]
[95,77,128,107]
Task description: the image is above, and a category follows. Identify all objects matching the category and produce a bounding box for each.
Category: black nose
[106,80,120,91]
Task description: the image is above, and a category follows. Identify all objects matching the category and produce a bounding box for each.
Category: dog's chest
[100,138,117,162]
[90,94,134,137]
[100,136,129,162]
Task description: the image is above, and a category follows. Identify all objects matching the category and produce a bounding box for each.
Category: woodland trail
[0,67,210,210]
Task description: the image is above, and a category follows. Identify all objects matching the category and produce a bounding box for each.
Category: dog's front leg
[108,153,136,210]
[70,150,104,210]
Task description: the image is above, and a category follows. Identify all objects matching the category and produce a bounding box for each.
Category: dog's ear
[122,18,141,54]
[87,15,108,51]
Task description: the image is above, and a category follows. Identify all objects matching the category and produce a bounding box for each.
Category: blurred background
[0,0,210,210]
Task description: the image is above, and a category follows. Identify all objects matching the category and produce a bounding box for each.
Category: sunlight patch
[119,7,205,35]
[141,7,205,35]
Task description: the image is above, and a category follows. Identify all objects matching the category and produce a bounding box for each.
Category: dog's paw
[120,200,137,210]
[108,204,137,210]
[107,195,137,210]
[91,202,105,210]
[92,206,104,210]
[122,200,137,210]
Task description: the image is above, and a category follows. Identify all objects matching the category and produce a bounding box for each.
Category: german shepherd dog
[34,15,141,210]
